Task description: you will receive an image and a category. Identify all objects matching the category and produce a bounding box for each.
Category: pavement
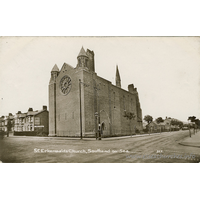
[179,129,200,148]
[6,132,166,141]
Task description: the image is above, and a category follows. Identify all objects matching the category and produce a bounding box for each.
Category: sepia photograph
[0,36,199,163]
[1,1,200,200]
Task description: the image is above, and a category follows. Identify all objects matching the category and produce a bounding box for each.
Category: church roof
[51,64,59,72]
[77,47,88,58]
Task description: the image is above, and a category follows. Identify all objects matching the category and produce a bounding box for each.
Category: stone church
[49,47,142,137]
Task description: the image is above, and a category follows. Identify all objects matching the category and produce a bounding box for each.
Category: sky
[0,37,200,122]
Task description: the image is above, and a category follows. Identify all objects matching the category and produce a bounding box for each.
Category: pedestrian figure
[189,124,191,137]
[98,123,101,140]
[100,126,103,137]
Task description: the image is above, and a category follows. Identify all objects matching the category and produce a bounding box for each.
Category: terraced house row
[0,113,14,132]
[0,106,49,136]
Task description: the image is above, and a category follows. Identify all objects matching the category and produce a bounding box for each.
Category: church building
[49,47,142,137]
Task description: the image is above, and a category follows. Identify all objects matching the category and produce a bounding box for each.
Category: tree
[188,116,196,128]
[188,116,197,134]
[171,119,178,126]
[195,119,200,125]
[178,121,183,128]
[144,115,153,124]
[194,119,200,131]
[188,116,196,122]
[156,117,164,124]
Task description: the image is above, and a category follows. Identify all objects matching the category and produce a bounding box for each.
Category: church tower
[76,47,89,69]
[116,65,121,88]
[49,64,59,136]
[86,49,95,72]
[50,64,59,83]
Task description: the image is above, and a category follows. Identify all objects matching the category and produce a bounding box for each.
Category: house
[0,116,5,131]
[3,113,15,132]
[14,106,49,136]
[146,121,159,132]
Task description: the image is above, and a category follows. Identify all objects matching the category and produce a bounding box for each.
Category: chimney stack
[28,108,33,111]
[43,105,47,110]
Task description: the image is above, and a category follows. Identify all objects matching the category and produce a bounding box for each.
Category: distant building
[14,106,49,135]
[0,116,5,131]
[1,113,15,132]
[49,47,143,137]
[146,117,181,133]
[146,121,159,132]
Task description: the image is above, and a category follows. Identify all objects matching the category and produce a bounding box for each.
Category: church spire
[77,46,88,58]
[116,65,121,88]
[51,64,59,72]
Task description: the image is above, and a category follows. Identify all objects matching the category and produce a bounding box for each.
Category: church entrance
[101,121,108,136]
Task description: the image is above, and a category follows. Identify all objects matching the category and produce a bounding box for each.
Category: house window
[35,117,40,125]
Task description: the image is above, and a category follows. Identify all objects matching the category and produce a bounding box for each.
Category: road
[0,130,199,163]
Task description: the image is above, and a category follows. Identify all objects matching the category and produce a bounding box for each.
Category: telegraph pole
[79,79,82,139]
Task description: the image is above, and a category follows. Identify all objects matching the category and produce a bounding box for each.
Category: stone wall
[82,70,142,136]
